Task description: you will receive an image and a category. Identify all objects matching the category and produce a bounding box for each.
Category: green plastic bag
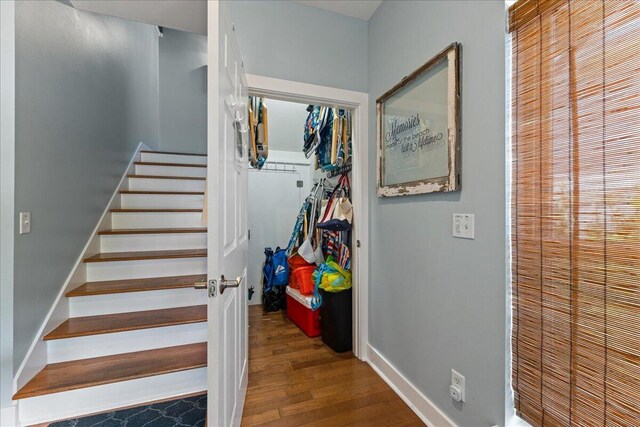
[312,257,352,293]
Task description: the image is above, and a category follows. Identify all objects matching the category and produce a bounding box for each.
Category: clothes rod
[250,161,298,173]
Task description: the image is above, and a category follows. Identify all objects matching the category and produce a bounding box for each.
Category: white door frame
[246,74,369,359]
[0,1,17,425]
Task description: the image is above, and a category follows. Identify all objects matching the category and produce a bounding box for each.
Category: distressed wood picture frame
[377,42,461,197]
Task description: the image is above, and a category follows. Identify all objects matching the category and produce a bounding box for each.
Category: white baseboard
[367,344,457,427]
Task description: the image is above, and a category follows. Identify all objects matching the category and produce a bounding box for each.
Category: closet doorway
[246,75,369,359]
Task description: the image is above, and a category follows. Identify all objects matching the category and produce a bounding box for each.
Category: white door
[207,1,249,426]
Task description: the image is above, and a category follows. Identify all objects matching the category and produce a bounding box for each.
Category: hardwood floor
[242,305,423,427]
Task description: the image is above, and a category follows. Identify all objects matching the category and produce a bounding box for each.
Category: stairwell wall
[13,0,161,371]
[158,28,207,154]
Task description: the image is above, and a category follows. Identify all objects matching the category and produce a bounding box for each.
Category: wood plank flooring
[242,305,423,427]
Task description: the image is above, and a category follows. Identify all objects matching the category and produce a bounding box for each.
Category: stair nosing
[66,274,206,297]
[140,150,207,157]
[43,305,207,341]
[135,161,207,168]
[98,228,207,236]
[119,190,205,195]
[83,249,207,263]
[110,209,203,213]
[128,174,206,181]
[12,343,206,400]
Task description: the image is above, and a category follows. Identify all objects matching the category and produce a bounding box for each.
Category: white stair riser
[141,152,207,165]
[47,323,207,363]
[69,288,207,317]
[128,177,205,192]
[100,233,207,252]
[17,367,207,426]
[136,164,207,178]
[111,211,203,229]
[121,193,204,209]
[86,257,206,282]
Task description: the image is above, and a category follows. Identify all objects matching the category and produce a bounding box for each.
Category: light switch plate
[20,212,31,234]
[452,214,474,239]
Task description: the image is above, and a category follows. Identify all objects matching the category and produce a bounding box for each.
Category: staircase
[13,150,209,425]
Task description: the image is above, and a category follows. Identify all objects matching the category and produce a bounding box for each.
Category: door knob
[219,275,243,294]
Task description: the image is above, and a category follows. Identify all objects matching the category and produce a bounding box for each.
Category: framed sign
[377,42,461,197]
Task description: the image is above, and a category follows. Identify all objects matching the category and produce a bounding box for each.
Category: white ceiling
[295,0,383,21]
[70,0,383,36]
[70,0,207,35]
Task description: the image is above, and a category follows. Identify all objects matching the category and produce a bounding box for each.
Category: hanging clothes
[248,96,269,169]
[303,105,352,171]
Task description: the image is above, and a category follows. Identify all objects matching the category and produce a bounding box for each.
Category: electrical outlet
[19,212,31,234]
[452,214,474,239]
[450,369,466,402]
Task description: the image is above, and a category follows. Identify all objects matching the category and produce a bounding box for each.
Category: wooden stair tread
[119,190,205,195]
[141,150,206,157]
[44,305,207,340]
[98,228,207,235]
[66,274,206,297]
[135,161,206,168]
[128,174,206,181]
[13,343,206,399]
[110,208,202,213]
[83,249,206,263]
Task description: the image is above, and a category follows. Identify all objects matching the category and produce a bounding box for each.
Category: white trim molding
[246,74,370,360]
[367,344,457,427]
[0,1,16,425]
[13,142,149,396]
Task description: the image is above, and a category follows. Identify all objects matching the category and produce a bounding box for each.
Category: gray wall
[13,0,160,369]
[368,1,506,426]
[229,0,368,92]
[266,99,308,152]
[159,28,207,154]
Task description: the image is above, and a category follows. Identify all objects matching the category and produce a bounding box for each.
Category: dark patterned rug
[50,394,207,427]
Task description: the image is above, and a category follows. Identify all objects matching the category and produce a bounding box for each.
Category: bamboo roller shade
[509,0,639,425]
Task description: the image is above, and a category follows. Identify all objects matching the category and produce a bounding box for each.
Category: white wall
[265,99,309,153]
[247,152,311,306]
[368,1,506,426]
[247,99,314,305]
[0,0,16,421]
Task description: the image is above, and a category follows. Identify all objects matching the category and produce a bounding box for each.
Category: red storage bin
[293,266,316,295]
[286,287,320,337]
[288,255,313,290]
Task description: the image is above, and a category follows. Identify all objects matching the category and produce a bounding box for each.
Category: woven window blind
[509,0,639,426]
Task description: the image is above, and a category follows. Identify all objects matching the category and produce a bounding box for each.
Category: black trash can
[319,288,352,353]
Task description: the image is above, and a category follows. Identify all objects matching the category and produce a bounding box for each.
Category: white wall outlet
[452,214,474,239]
[19,212,31,234]
[450,369,466,402]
